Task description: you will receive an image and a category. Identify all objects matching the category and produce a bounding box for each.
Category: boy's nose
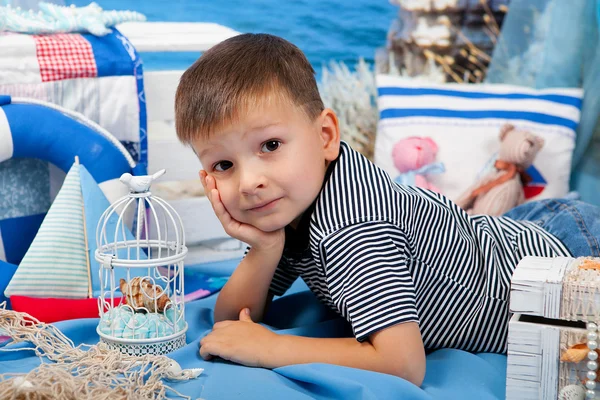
[239,169,267,195]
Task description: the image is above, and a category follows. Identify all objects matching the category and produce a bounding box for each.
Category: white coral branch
[319,59,378,160]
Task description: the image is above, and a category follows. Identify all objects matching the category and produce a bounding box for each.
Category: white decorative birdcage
[95,170,188,356]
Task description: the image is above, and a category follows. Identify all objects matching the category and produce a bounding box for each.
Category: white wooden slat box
[507,313,586,400]
[507,256,600,400]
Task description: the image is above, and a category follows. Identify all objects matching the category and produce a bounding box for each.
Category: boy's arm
[200,171,285,322]
[274,321,425,384]
[200,310,426,386]
[214,246,280,322]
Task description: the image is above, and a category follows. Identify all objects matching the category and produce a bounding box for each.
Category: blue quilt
[0,259,506,400]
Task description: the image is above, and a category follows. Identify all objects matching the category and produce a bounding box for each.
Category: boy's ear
[319,108,341,162]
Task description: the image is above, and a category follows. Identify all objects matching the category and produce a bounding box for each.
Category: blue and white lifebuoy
[0,95,144,265]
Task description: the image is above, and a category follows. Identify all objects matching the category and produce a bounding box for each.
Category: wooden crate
[507,256,600,399]
[506,313,586,399]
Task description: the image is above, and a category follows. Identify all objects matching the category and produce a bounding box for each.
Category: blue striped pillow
[374,75,583,201]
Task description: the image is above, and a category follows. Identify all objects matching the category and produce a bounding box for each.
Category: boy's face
[192,96,340,232]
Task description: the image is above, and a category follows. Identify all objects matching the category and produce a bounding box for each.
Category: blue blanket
[0,261,506,400]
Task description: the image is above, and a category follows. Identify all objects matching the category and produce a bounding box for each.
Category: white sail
[5,162,89,298]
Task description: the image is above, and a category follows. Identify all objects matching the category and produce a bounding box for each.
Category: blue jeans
[504,199,600,257]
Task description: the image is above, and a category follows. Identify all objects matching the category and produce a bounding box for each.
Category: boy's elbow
[397,364,425,387]
[369,321,426,386]
[385,359,425,387]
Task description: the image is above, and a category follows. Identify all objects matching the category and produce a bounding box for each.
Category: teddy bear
[392,136,445,193]
[454,124,545,216]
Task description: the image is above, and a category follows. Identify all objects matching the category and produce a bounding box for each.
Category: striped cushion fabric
[374,74,583,202]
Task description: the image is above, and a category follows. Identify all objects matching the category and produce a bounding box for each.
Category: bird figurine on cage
[119,169,166,193]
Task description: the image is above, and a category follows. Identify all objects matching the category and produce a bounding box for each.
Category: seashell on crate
[559,384,586,400]
[507,256,600,400]
[95,169,189,356]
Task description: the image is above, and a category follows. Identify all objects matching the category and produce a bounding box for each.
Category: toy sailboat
[4,159,139,321]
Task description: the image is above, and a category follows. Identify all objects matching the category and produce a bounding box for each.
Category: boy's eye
[213,161,233,172]
[261,140,281,153]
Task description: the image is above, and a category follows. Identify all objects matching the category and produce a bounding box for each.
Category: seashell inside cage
[95,169,188,356]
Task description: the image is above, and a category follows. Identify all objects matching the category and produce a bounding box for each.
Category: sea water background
[67,0,398,78]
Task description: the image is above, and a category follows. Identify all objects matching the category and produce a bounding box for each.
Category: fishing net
[0,303,202,400]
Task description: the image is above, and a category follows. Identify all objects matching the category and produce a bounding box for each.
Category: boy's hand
[200,170,284,252]
[200,308,277,368]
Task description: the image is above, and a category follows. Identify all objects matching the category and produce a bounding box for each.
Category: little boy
[174,33,600,386]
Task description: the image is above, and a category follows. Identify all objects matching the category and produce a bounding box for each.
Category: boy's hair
[175,33,324,144]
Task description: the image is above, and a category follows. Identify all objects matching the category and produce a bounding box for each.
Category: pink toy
[392,136,445,193]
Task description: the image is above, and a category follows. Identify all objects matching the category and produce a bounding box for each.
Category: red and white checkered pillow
[33,33,97,82]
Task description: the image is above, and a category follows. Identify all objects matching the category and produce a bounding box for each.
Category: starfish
[0,1,145,36]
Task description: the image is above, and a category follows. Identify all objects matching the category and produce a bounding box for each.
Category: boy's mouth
[247,198,282,212]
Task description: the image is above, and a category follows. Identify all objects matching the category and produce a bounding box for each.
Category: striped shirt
[269,142,570,353]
